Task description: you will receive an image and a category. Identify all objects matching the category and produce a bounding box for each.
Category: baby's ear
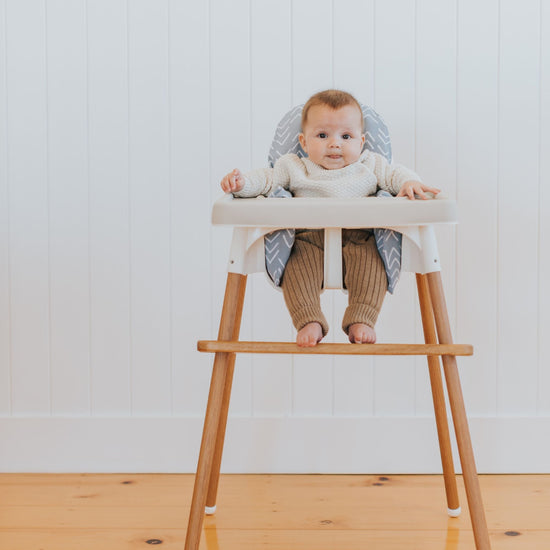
[298,133,307,151]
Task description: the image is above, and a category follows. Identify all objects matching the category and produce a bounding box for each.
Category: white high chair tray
[212,193,457,229]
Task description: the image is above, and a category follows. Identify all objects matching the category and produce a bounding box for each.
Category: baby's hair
[301,89,363,131]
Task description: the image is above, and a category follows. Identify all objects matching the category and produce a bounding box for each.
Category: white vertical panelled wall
[0,0,549,473]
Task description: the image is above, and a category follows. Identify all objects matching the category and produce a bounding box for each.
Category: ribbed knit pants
[280,229,387,336]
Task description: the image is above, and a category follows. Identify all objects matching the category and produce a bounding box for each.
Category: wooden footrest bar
[197,340,473,356]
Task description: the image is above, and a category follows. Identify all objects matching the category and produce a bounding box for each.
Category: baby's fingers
[397,186,415,200]
[220,169,243,193]
[417,186,441,199]
[231,169,241,185]
[220,175,233,193]
[416,189,428,200]
[228,169,243,192]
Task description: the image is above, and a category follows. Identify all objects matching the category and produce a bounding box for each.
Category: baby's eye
[318,133,327,139]
[342,134,351,140]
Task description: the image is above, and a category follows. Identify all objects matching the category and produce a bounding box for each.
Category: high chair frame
[184,194,491,550]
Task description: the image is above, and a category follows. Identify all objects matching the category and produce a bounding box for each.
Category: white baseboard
[1,416,549,473]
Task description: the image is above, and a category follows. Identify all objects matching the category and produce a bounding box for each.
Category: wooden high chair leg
[185,273,247,550]
[426,272,491,550]
[416,274,460,516]
[205,353,238,511]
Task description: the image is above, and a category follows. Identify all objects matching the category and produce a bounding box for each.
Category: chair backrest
[268,103,392,167]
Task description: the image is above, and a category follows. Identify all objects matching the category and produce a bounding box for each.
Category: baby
[220,90,439,347]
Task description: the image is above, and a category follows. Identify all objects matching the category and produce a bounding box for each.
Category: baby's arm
[220,155,293,197]
[220,167,274,197]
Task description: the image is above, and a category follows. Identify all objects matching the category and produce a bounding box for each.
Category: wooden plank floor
[0,473,548,549]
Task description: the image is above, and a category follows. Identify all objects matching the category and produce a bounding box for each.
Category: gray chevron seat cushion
[264,103,402,293]
[373,191,402,293]
[264,186,295,286]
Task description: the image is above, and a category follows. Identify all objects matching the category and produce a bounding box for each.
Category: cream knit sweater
[234,150,421,199]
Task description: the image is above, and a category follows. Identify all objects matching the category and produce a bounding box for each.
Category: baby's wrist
[234,176,252,196]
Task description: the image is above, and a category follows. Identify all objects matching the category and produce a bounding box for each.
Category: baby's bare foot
[297,322,324,347]
[348,323,376,344]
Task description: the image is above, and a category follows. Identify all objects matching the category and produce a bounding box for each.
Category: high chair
[184,104,491,550]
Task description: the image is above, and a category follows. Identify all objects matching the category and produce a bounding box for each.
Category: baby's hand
[220,169,244,194]
[397,180,441,200]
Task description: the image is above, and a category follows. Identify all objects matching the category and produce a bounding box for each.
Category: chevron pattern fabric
[363,107,392,161]
[268,105,305,168]
[265,228,295,287]
[373,192,402,293]
[374,229,402,293]
[264,104,402,293]
[264,187,295,286]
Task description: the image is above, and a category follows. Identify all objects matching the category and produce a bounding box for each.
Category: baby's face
[299,104,365,170]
